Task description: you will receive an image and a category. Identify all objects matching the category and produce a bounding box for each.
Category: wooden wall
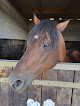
[0,60,80,106]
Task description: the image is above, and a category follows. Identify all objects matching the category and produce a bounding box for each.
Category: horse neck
[59,32,67,62]
[58,32,80,63]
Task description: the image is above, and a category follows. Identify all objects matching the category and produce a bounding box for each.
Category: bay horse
[9,14,71,93]
[66,49,80,63]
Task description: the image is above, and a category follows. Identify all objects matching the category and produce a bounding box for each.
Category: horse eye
[44,43,49,47]
[42,42,50,48]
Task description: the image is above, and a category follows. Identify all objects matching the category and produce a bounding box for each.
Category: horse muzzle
[8,72,34,93]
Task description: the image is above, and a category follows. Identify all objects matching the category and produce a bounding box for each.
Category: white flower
[27,99,34,106]
[27,99,40,106]
[27,99,55,106]
[43,99,55,106]
[31,102,40,106]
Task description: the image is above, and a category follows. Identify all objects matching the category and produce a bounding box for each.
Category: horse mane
[66,49,80,63]
[28,19,59,49]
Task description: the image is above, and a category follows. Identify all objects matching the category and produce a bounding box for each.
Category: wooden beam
[20,9,80,16]
[0,77,8,82]
[35,0,42,13]
[0,60,18,67]
[0,60,80,71]
[20,9,63,15]
[66,9,80,15]
[32,80,80,89]
[53,62,80,71]
[64,0,72,10]
[1,77,80,89]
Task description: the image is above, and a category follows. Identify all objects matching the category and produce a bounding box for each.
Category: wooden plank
[32,80,80,88]
[20,9,80,15]
[42,69,57,105]
[72,71,80,106]
[13,66,27,106]
[1,77,80,88]
[64,0,71,10]
[0,77,8,82]
[28,75,41,104]
[53,62,80,71]
[0,60,18,67]
[14,92,27,106]
[8,67,14,106]
[0,66,6,106]
[0,60,80,71]
[0,83,1,106]
[1,82,8,106]
[1,67,9,106]
[56,70,74,106]
[20,9,63,14]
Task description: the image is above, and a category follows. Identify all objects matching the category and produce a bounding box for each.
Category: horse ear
[56,19,70,32]
[33,13,40,25]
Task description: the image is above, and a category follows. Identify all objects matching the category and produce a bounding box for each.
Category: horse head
[8,14,70,93]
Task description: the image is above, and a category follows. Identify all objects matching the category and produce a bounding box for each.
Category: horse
[8,14,71,93]
[66,49,80,63]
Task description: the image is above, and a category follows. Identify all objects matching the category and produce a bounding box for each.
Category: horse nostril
[12,80,22,89]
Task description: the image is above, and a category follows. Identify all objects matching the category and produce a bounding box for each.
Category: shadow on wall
[0,39,26,60]
[66,41,80,51]
[0,39,80,60]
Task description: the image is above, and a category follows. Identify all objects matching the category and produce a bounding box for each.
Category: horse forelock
[27,19,60,49]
